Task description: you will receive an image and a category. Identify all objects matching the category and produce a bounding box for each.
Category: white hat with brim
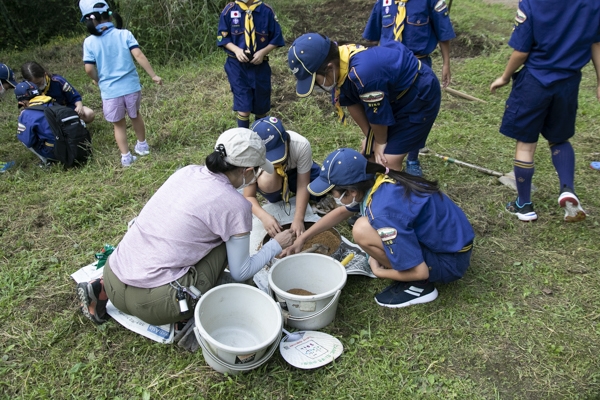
[216,128,274,174]
[79,0,110,21]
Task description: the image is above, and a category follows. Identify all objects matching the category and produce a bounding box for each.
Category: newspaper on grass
[71,261,175,344]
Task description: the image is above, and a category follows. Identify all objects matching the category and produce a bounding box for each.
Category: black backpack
[29,104,92,168]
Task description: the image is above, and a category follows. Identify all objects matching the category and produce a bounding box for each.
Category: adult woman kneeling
[78,128,294,325]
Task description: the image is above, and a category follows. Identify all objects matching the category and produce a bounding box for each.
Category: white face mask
[237,168,258,190]
[333,191,359,208]
[38,79,47,91]
[320,70,336,92]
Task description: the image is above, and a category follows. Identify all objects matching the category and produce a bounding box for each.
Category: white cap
[79,0,109,21]
[215,128,274,174]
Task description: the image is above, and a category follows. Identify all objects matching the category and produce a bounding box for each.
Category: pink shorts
[102,91,142,122]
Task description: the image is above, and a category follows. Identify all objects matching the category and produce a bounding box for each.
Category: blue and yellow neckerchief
[334,44,367,124]
[394,0,409,42]
[235,1,263,53]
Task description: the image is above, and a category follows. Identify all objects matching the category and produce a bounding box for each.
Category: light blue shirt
[83,23,142,100]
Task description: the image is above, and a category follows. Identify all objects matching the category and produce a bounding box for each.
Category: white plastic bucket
[194,327,280,375]
[268,253,347,330]
[194,283,282,368]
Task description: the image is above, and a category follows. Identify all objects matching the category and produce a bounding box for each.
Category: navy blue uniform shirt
[42,74,82,109]
[363,0,455,56]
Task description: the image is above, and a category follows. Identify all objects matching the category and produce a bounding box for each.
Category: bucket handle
[285,290,341,322]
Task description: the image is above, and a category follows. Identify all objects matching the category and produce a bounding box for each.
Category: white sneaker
[134,141,150,156]
[121,153,137,167]
[558,190,586,222]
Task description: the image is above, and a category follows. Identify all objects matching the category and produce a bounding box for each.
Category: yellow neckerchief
[274,163,290,204]
[394,0,409,42]
[41,74,51,96]
[335,44,367,124]
[236,0,262,54]
[365,173,396,209]
[28,95,53,107]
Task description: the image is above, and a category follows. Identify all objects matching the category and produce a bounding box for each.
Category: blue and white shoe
[0,161,15,173]
[405,160,423,177]
[375,281,438,308]
[506,199,537,222]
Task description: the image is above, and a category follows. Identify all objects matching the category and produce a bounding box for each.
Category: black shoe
[77,278,109,324]
[505,199,538,222]
[374,281,438,308]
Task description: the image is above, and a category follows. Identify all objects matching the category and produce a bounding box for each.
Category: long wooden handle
[420,151,504,177]
[444,87,487,104]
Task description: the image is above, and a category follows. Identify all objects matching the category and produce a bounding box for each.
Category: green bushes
[115,0,229,64]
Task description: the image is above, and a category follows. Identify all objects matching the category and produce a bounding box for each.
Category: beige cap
[215,128,274,174]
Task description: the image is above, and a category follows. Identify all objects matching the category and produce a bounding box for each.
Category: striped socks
[513,159,534,205]
[237,113,250,128]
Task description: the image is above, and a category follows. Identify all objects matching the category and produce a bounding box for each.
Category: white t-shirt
[284,130,313,173]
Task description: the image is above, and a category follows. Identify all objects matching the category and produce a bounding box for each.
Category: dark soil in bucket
[262,222,342,256]
[287,288,316,296]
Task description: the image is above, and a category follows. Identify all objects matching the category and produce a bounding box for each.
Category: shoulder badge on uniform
[62,82,72,92]
[231,10,241,18]
[17,122,26,133]
[434,0,447,12]
[360,91,385,103]
[377,227,397,241]
[222,2,235,14]
[515,8,527,24]
[221,31,229,38]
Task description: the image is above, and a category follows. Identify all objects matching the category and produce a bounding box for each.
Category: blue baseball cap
[15,81,40,103]
[308,148,373,196]
[0,63,17,88]
[79,0,110,21]
[251,116,288,165]
[288,33,331,98]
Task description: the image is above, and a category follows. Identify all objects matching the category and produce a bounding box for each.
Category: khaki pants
[103,243,228,325]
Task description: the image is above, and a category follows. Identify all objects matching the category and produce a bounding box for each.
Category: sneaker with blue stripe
[375,281,438,308]
[505,199,537,222]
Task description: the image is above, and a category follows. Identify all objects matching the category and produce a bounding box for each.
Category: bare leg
[113,119,129,154]
[130,112,146,142]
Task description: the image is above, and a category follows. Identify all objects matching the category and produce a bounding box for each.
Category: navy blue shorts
[224,57,271,115]
[500,68,581,144]
[258,162,323,203]
[422,245,472,284]
[385,65,441,155]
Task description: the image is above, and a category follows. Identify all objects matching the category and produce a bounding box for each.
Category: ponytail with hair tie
[215,144,227,158]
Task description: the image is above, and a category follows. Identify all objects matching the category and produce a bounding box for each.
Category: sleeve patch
[17,123,26,133]
[377,227,397,241]
[434,0,448,12]
[515,8,527,24]
[62,82,72,92]
[221,31,229,37]
[360,91,385,103]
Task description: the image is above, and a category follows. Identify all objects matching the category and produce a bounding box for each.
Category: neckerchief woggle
[235,1,262,54]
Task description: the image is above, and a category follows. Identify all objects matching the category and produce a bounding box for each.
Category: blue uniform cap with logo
[288,33,331,98]
[251,116,289,165]
[79,0,110,21]
[15,81,40,103]
[0,63,17,88]
[308,148,374,196]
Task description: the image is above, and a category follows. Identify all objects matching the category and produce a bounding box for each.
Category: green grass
[1,0,600,398]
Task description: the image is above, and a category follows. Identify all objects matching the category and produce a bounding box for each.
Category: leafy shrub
[115,0,229,64]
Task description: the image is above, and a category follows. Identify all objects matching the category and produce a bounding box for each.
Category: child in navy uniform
[0,63,18,172]
[283,148,474,308]
[363,0,456,176]
[80,0,162,167]
[243,116,322,238]
[490,0,600,222]
[288,33,441,175]
[21,61,95,124]
[217,1,284,128]
[15,81,57,165]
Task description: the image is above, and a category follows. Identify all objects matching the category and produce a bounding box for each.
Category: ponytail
[333,161,440,200]
[84,9,123,36]
[21,61,50,82]
[205,145,239,174]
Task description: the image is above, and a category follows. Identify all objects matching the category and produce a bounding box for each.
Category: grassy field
[1,0,600,398]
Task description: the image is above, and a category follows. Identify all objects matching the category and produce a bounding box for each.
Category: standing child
[21,61,95,124]
[217,0,284,128]
[79,0,162,167]
[490,0,600,222]
[0,63,18,172]
[363,0,456,176]
[243,116,323,238]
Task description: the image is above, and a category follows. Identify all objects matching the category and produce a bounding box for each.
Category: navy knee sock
[550,142,575,192]
[407,150,419,162]
[513,159,534,205]
[236,113,250,128]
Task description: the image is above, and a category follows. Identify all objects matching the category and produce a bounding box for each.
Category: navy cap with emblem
[14,81,40,103]
[308,148,374,196]
[251,116,289,165]
[288,33,331,98]
[0,63,17,88]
